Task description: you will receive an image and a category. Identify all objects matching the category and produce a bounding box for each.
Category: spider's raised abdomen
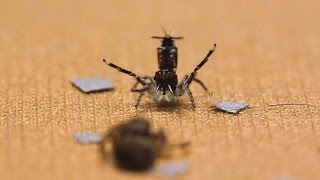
[157,46,177,70]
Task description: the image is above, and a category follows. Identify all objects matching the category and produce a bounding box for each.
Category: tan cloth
[0,0,319,179]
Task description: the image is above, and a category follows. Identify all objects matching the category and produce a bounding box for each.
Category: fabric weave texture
[0,0,319,179]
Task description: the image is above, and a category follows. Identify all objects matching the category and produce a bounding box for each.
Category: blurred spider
[100,117,190,171]
[103,31,216,108]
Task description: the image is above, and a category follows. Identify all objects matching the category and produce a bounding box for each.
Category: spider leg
[173,45,216,107]
[193,44,216,73]
[131,88,147,93]
[174,75,188,96]
[131,81,140,92]
[193,77,208,92]
[103,59,146,85]
[185,44,216,85]
[134,86,149,107]
[135,92,145,107]
[131,76,152,92]
[185,86,196,108]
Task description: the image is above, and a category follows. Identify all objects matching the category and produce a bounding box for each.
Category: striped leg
[193,77,208,92]
[185,44,216,85]
[134,86,149,107]
[193,44,216,74]
[135,92,145,107]
[185,86,196,108]
[102,59,146,85]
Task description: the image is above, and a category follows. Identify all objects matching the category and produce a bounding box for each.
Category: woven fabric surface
[0,0,320,179]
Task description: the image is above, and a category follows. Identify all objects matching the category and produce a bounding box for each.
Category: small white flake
[70,77,114,93]
[215,100,248,114]
[154,161,189,177]
[74,132,103,144]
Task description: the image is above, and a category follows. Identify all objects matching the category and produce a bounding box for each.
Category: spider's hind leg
[135,92,145,107]
[185,86,196,108]
[193,77,208,92]
[133,86,149,107]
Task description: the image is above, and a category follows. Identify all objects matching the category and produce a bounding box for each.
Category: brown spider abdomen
[157,47,178,70]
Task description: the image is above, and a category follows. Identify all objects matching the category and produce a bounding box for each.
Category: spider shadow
[144,101,189,113]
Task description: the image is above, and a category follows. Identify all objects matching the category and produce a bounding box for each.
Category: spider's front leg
[175,75,196,108]
[175,44,217,108]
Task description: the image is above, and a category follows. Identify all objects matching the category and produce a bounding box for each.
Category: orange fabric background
[0,0,320,179]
